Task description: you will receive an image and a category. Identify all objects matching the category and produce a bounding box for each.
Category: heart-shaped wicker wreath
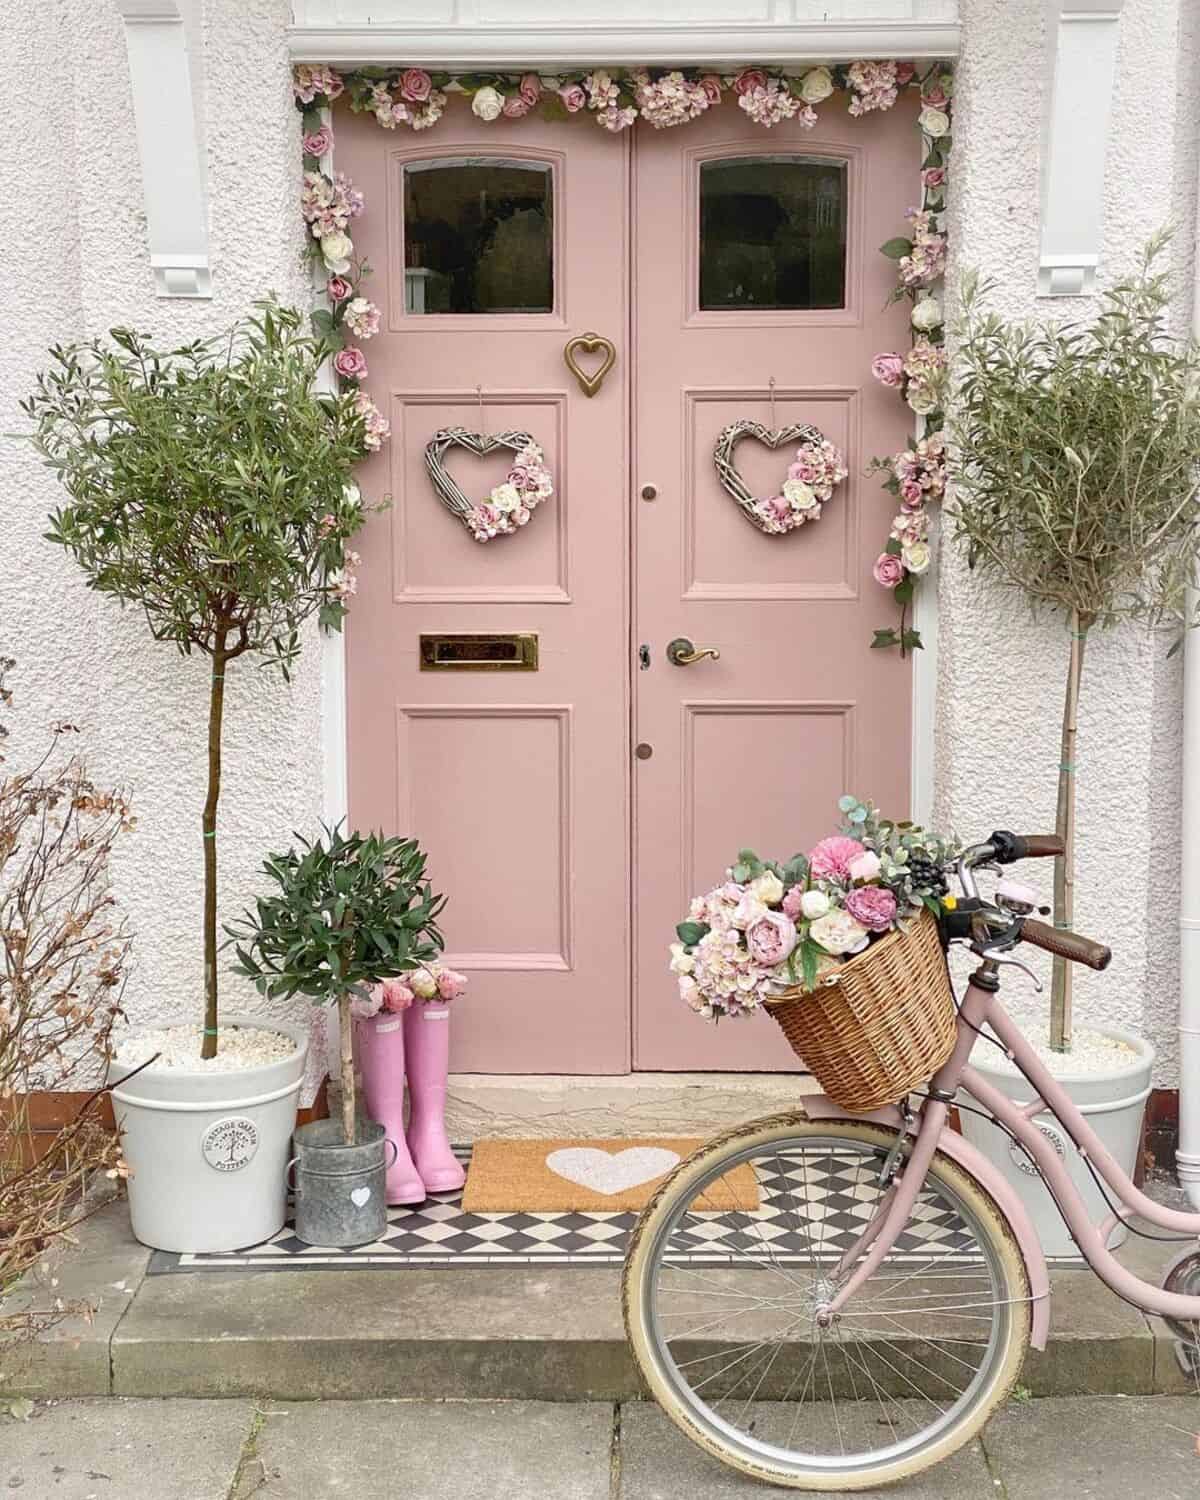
[424,427,554,543]
[712,419,848,535]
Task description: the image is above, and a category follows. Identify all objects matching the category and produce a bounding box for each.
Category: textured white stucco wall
[939,0,1199,1080]
[2,0,323,1050]
[2,1,1195,1081]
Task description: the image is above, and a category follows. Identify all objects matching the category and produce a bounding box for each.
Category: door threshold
[446,1070,821,1139]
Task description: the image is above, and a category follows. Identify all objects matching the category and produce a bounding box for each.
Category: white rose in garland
[472,86,505,121]
[320,231,353,274]
[911,296,943,333]
[799,67,835,103]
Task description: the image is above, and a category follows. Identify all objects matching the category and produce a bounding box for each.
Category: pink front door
[340,99,915,1075]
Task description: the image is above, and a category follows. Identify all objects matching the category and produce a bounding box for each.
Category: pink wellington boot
[402,1000,466,1193]
[355,1013,427,1205]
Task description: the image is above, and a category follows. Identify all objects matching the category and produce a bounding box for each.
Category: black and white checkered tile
[147,1144,979,1274]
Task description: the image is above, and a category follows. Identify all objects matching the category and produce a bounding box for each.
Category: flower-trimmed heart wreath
[424,428,554,543]
[713,421,848,535]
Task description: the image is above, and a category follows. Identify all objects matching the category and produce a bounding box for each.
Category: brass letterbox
[419,632,539,671]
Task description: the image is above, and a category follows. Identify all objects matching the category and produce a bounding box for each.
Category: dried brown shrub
[1,657,134,1345]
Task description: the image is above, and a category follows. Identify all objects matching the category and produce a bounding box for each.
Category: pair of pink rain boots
[356,1002,465,1203]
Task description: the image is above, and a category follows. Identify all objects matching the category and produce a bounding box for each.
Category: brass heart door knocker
[563,332,617,398]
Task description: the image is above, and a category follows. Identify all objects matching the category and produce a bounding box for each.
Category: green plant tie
[203,830,216,838]
[203,1027,219,1036]
[1059,761,1076,772]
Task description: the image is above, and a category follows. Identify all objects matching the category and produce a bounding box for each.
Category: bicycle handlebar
[1021,917,1111,971]
[987,831,1065,864]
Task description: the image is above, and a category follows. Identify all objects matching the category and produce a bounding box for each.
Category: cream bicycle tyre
[622,1112,1032,1492]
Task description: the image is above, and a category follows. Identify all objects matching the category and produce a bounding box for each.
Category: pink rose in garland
[303,125,334,158]
[732,68,768,96]
[871,352,905,388]
[326,275,353,303]
[808,835,866,881]
[559,83,587,112]
[745,911,798,967]
[334,347,368,381]
[845,884,898,932]
[873,552,905,587]
[399,68,433,103]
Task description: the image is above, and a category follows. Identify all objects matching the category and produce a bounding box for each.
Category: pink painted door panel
[338,106,630,1072]
[633,103,918,1069]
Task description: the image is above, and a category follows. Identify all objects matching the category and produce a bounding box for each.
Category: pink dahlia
[845,885,898,932]
[808,835,867,881]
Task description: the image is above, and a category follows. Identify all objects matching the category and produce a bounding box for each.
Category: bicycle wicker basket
[764,908,956,1113]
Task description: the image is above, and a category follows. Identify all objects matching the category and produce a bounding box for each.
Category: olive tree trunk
[338,993,356,1145]
[1050,610,1090,1053]
[201,640,229,1061]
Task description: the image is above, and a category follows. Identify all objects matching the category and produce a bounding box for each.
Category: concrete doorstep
[2,1200,1197,1404]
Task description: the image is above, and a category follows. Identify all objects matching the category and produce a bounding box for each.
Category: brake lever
[978,950,1044,992]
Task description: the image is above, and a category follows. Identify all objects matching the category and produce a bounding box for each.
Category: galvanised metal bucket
[288,1117,397,1247]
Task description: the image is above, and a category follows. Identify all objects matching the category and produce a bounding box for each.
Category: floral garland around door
[294,60,951,648]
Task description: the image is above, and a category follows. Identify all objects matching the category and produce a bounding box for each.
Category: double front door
[340,95,915,1073]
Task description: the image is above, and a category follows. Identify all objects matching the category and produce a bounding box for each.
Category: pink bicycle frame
[823,960,1200,1328]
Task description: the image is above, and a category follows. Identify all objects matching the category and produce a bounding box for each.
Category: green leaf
[675,920,710,947]
[901,629,925,651]
[879,237,914,260]
[885,537,904,557]
[872,629,901,650]
[893,577,915,605]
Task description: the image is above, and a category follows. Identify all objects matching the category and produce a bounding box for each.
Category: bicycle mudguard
[799,1094,1051,1350]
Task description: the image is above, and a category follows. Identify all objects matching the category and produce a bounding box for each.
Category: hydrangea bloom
[634,70,711,128]
[846,60,899,115]
[737,82,815,129]
[344,298,381,339]
[292,65,344,104]
[898,209,947,289]
[353,390,390,451]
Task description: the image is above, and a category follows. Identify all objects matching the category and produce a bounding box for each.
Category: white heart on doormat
[544,1146,680,1196]
[350,1186,372,1207]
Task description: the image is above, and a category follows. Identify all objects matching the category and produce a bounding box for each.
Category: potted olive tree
[949,233,1200,1252]
[227,826,445,1246]
[23,305,374,1253]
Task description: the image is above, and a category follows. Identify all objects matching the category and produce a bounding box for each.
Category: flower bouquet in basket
[671,797,961,1109]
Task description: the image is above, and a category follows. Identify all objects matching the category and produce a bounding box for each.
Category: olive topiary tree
[227,827,445,1143]
[24,305,375,1059]
[949,233,1200,1050]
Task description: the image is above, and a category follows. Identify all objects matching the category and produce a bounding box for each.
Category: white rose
[902,541,932,575]
[918,107,950,139]
[783,479,818,511]
[750,870,784,906]
[799,67,834,104]
[847,851,882,883]
[490,482,521,514]
[809,909,871,957]
[472,86,505,121]
[319,231,353,273]
[409,967,438,999]
[669,942,695,976]
[800,889,830,920]
[910,297,943,332]
[906,384,938,415]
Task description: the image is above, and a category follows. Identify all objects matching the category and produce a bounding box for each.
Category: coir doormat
[461,1136,759,1213]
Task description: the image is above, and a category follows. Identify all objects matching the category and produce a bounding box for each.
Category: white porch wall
[1,0,1195,1078]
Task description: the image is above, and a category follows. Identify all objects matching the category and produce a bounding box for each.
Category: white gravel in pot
[977,1019,1143,1078]
[113,1024,298,1072]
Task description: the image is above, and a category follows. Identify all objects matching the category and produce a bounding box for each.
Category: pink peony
[845,884,898,932]
[399,68,433,102]
[874,552,906,588]
[381,979,414,1012]
[808,835,867,881]
[326,275,353,303]
[732,68,768,96]
[334,346,368,381]
[303,126,334,158]
[745,911,798,967]
[559,83,587,112]
[436,967,469,1000]
[872,352,905,388]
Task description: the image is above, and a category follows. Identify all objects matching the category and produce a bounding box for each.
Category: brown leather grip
[1021,918,1111,971]
[1015,835,1065,858]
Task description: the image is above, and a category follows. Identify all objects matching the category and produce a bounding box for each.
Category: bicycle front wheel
[623,1112,1032,1492]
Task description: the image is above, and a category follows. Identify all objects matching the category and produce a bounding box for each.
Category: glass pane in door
[403,157,554,314]
[699,155,847,311]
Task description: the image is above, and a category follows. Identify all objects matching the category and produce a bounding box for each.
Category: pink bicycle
[623,831,1200,1491]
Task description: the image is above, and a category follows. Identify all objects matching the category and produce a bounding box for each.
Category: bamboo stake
[1050,609,1089,1052]
[201,640,229,1061]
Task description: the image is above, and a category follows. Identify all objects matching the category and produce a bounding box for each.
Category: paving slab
[2,1206,151,1398]
[112,1264,637,1400]
[616,1400,996,1497]
[981,1395,1200,1499]
[1,1397,252,1500]
[237,1399,613,1500]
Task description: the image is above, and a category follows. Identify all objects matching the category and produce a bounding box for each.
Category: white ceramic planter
[958,1022,1155,1259]
[108,1014,308,1254]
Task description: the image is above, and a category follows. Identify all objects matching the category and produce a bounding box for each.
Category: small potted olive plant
[227,825,445,1246]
